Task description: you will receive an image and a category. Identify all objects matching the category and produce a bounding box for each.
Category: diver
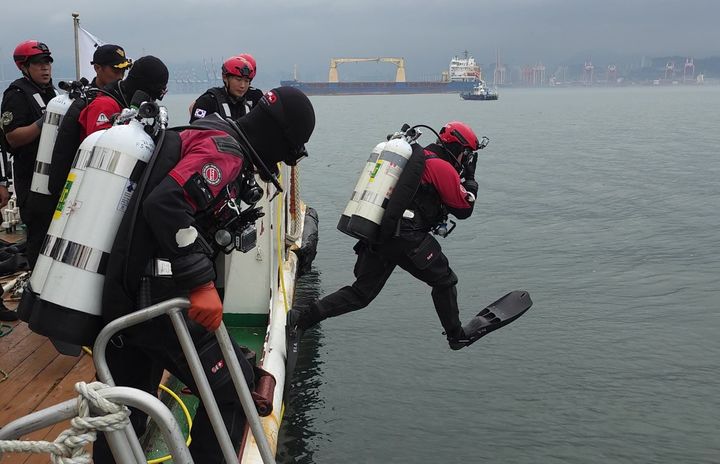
[289,121,529,350]
[77,55,169,140]
[190,54,264,122]
[94,86,315,463]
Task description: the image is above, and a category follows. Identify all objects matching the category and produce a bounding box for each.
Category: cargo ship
[280,52,481,96]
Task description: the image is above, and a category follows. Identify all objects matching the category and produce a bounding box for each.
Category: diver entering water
[289,121,531,350]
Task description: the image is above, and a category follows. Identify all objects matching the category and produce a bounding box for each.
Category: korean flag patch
[194,108,207,119]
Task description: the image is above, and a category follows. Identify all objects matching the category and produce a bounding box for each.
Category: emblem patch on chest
[202,163,222,185]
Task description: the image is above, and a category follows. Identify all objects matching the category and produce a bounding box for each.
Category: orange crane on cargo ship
[328,57,406,83]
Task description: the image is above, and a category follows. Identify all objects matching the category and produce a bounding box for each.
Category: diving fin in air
[449,290,533,350]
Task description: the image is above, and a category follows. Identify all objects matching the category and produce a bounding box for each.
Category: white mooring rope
[0,381,131,464]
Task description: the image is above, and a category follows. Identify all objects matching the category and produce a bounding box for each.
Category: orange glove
[188,282,223,331]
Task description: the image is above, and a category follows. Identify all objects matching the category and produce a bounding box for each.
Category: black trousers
[20,191,57,268]
[315,232,463,337]
[92,315,254,464]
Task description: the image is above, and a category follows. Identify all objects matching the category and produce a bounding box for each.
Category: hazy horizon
[1,1,718,86]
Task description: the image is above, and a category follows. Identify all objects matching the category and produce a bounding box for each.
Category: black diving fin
[450,290,533,350]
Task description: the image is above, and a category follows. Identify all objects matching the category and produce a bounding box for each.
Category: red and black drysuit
[305,142,479,340]
[95,116,255,464]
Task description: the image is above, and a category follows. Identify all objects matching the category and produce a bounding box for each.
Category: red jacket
[421,148,473,211]
[78,95,121,140]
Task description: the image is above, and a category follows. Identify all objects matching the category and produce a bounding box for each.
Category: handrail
[0,385,193,464]
[93,297,276,464]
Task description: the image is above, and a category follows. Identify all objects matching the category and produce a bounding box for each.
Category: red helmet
[13,40,53,71]
[237,53,256,73]
[439,121,479,151]
[222,55,256,80]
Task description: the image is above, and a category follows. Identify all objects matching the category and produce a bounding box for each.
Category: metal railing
[0,385,193,463]
[0,297,276,464]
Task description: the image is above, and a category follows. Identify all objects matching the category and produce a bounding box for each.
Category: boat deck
[0,298,96,464]
[0,229,95,463]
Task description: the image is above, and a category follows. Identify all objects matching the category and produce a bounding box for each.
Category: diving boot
[445,327,467,351]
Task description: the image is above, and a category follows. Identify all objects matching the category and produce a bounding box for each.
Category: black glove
[463,179,478,198]
[462,152,478,180]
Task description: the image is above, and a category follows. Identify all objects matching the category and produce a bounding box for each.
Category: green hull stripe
[223,313,269,327]
[142,314,270,459]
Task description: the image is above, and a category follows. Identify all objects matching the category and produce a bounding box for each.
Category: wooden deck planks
[0,321,96,464]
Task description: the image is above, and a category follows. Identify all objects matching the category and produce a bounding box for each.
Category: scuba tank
[337,141,386,235]
[17,130,107,322]
[25,98,163,349]
[30,80,86,195]
[346,125,424,243]
[341,124,426,244]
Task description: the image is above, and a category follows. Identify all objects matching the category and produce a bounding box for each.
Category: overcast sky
[1,0,717,87]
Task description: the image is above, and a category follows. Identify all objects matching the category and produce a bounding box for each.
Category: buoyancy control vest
[204,87,262,119]
[406,177,445,231]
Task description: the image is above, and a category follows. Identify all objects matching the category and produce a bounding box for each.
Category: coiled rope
[0,381,130,463]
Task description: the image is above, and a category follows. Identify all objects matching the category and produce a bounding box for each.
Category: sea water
[164,86,720,464]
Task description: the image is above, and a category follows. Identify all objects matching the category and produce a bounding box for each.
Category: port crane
[328,57,406,83]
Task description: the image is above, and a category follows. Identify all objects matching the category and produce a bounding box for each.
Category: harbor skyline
[1,1,718,90]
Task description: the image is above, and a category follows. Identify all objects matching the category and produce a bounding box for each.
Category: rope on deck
[0,381,130,463]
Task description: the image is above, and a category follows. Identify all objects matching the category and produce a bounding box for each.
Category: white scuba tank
[28,129,107,298]
[337,141,386,235]
[346,138,414,242]
[28,119,155,346]
[31,91,73,195]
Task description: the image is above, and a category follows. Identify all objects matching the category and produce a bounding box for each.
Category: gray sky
[1,0,717,87]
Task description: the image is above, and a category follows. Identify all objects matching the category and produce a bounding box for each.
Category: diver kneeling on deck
[289,121,489,350]
[95,87,315,463]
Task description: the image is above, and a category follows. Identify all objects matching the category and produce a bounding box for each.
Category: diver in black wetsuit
[289,121,501,350]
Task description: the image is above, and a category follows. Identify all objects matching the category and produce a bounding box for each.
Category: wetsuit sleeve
[143,130,244,290]
[425,158,475,220]
[189,94,216,123]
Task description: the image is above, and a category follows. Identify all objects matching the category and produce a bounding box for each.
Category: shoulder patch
[194,108,207,119]
[202,163,222,186]
[0,111,13,127]
[211,135,242,158]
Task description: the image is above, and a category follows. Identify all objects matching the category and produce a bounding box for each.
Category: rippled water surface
[166,86,720,463]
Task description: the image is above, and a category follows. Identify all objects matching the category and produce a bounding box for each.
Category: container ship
[280,52,481,96]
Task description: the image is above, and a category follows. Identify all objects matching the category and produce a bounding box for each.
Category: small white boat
[460,80,499,100]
